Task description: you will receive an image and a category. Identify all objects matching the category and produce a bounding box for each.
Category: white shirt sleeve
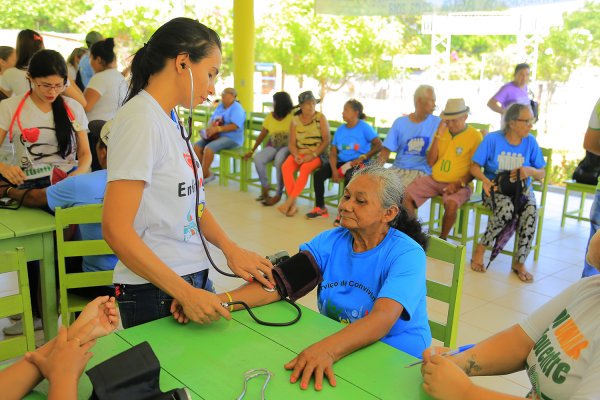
[589,98,600,130]
[65,97,89,132]
[86,73,106,96]
[107,112,164,185]
[519,279,582,341]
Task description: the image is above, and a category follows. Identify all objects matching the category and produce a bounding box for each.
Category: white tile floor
[0,180,594,397]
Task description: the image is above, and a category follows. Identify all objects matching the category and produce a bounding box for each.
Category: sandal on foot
[470,259,486,272]
[512,267,534,282]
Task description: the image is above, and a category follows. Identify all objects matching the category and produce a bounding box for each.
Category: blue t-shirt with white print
[300,227,431,358]
[383,114,441,173]
[472,130,545,187]
[332,120,378,162]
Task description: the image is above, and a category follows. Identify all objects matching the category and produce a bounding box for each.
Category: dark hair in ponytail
[346,99,367,120]
[90,38,116,65]
[28,50,74,158]
[126,17,221,103]
[350,165,429,250]
[16,29,44,70]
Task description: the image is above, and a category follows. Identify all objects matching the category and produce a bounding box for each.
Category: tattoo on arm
[463,356,482,376]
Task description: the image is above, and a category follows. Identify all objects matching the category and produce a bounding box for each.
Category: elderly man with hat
[403,98,483,240]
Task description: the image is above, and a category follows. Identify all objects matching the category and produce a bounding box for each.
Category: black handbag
[86,341,190,400]
[573,151,600,185]
[494,170,525,197]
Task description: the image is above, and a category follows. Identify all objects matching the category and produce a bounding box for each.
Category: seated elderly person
[470,103,545,282]
[377,85,441,188]
[193,87,246,183]
[172,165,431,391]
[421,229,600,400]
[404,99,482,240]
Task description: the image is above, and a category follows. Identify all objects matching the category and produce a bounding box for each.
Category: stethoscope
[173,67,301,327]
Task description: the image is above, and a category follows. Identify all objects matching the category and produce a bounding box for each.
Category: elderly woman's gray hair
[350,165,404,212]
[348,165,429,250]
[502,103,533,132]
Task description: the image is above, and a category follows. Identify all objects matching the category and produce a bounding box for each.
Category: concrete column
[233,0,254,111]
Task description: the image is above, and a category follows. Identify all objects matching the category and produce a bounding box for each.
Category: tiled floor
[0,180,594,397]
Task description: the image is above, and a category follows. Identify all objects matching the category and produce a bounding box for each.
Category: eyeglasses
[515,118,535,125]
[34,81,66,92]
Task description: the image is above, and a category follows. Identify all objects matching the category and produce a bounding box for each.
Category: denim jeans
[115,270,215,328]
[582,190,600,277]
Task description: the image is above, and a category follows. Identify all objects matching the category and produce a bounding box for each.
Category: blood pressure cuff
[272,250,322,301]
[86,341,189,400]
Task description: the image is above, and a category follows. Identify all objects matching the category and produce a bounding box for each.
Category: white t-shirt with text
[107,90,209,284]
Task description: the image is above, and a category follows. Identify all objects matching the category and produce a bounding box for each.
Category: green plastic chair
[469,122,490,136]
[220,112,266,191]
[426,236,466,348]
[55,205,114,326]
[0,248,35,361]
[472,147,553,263]
[561,180,597,227]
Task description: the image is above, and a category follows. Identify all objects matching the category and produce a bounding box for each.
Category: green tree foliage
[538,2,599,92]
[256,0,411,100]
[0,1,92,32]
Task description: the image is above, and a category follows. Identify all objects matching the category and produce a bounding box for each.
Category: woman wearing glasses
[0,30,86,107]
[0,49,91,187]
[469,103,545,282]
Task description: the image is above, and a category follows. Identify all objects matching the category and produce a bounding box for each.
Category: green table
[0,207,58,340]
[116,303,433,399]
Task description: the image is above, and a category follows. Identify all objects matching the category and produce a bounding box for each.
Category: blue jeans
[115,270,215,328]
[582,190,600,277]
[253,146,288,195]
[195,136,239,153]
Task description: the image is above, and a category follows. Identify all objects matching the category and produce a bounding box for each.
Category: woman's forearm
[470,164,488,183]
[451,325,534,377]
[217,282,281,310]
[317,304,398,362]
[1,340,55,400]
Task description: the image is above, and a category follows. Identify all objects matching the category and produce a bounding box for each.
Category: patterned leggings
[481,190,538,263]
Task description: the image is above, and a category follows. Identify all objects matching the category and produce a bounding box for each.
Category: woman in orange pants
[278,90,330,216]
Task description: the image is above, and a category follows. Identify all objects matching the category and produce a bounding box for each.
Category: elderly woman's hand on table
[284,341,338,391]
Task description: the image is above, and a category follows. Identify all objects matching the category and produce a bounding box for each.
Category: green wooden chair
[55,205,114,326]
[0,248,35,361]
[468,122,490,136]
[426,236,466,348]
[220,112,266,191]
[561,180,597,227]
[472,147,553,263]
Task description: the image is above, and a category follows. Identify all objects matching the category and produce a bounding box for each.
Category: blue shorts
[196,136,239,153]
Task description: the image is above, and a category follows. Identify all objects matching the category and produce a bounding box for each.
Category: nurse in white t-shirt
[0,49,91,186]
[103,17,275,329]
[83,38,127,122]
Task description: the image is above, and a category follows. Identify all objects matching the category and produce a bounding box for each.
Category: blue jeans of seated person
[582,190,600,277]
[253,146,288,196]
[195,136,239,153]
[115,270,215,329]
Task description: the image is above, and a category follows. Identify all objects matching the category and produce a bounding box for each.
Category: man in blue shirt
[77,31,104,89]
[378,85,441,188]
[193,87,246,183]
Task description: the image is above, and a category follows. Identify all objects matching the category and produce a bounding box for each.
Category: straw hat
[440,98,470,120]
